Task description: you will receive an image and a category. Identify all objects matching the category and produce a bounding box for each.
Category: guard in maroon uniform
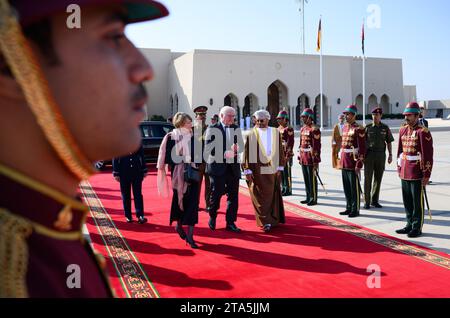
[0,0,168,297]
[396,102,433,238]
[339,105,366,218]
[277,110,295,196]
[298,108,321,206]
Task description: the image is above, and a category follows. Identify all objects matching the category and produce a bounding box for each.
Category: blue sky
[126,0,450,101]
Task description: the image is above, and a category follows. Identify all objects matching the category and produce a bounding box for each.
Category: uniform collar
[0,163,88,237]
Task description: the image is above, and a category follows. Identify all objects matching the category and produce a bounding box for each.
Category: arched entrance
[267,80,288,127]
[224,93,240,124]
[355,94,363,111]
[368,94,378,114]
[174,94,179,113]
[313,94,329,127]
[296,94,310,127]
[380,94,390,114]
[243,94,259,118]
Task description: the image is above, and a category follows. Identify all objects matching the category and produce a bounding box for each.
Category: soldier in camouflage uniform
[364,107,394,209]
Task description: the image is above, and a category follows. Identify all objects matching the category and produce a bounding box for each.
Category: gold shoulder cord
[0,208,33,298]
[0,0,95,180]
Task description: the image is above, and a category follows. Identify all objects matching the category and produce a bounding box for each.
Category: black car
[95,121,174,170]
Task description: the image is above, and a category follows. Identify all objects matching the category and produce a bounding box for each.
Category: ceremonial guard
[396,102,433,238]
[331,114,345,169]
[339,105,366,218]
[364,107,394,209]
[298,108,321,206]
[276,110,295,196]
[0,0,168,297]
[193,105,211,210]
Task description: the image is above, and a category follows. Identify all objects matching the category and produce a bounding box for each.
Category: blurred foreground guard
[396,102,433,238]
[0,0,168,297]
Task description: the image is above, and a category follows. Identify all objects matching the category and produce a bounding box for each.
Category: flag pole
[362,19,366,126]
[320,16,323,128]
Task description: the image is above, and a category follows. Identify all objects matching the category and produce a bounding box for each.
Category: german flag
[316,19,322,52]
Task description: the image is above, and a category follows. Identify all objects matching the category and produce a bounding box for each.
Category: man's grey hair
[254,110,271,120]
[220,106,236,117]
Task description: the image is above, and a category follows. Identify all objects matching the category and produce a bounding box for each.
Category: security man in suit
[193,105,211,211]
[339,105,366,218]
[205,106,245,232]
[113,144,148,224]
[276,110,295,196]
[396,102,433,238]
[364,107,394,209]
[0,0,168,297]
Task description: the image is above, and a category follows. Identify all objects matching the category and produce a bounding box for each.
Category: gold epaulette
[0,208,33,298]
[420,126,429,133]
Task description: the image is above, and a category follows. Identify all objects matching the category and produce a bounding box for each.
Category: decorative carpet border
[239,187,450,270]
[79,181,159,298]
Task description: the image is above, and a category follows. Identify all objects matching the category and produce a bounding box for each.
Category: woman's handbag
[184,164,200,183]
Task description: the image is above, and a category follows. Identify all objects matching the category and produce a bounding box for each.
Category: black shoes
[407,229,422,238]
[339,210,351,216]
[208,218,216,231]
[307,201,317,206]
[263,224,272,233]
[176,225,187,240]
[226,223,242,233]
[137,216,148,224]
[301,200,309,204]
[348,212,360,218]
[186,237,199,249]
[396,227,412,235]
[126,217,133,223]
[371,203,383,208]
[364,204,371,209]
[395,227,422,237]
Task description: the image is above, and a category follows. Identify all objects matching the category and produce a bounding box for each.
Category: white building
[141,48,407,128]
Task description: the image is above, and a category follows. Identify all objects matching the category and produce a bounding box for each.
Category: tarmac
[241,118,450,255]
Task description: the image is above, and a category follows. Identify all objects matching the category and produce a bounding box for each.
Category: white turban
[254,110,271,120]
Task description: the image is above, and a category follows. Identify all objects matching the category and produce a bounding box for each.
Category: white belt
[342,148,358,153]
[404,154,420,161]
[300,147,312,153]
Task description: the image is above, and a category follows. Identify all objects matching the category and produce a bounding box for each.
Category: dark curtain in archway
[268,83,280,127]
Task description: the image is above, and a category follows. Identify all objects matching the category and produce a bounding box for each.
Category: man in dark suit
[419,106,429,128]
[205,106,245,232]
[113,144,148,224]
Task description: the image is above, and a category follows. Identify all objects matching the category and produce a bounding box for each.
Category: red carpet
[80,166,450,298]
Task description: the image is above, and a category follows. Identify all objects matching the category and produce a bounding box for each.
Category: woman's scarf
[157,127,192,211]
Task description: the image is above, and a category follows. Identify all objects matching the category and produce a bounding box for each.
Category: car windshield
[141,124,172,138]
